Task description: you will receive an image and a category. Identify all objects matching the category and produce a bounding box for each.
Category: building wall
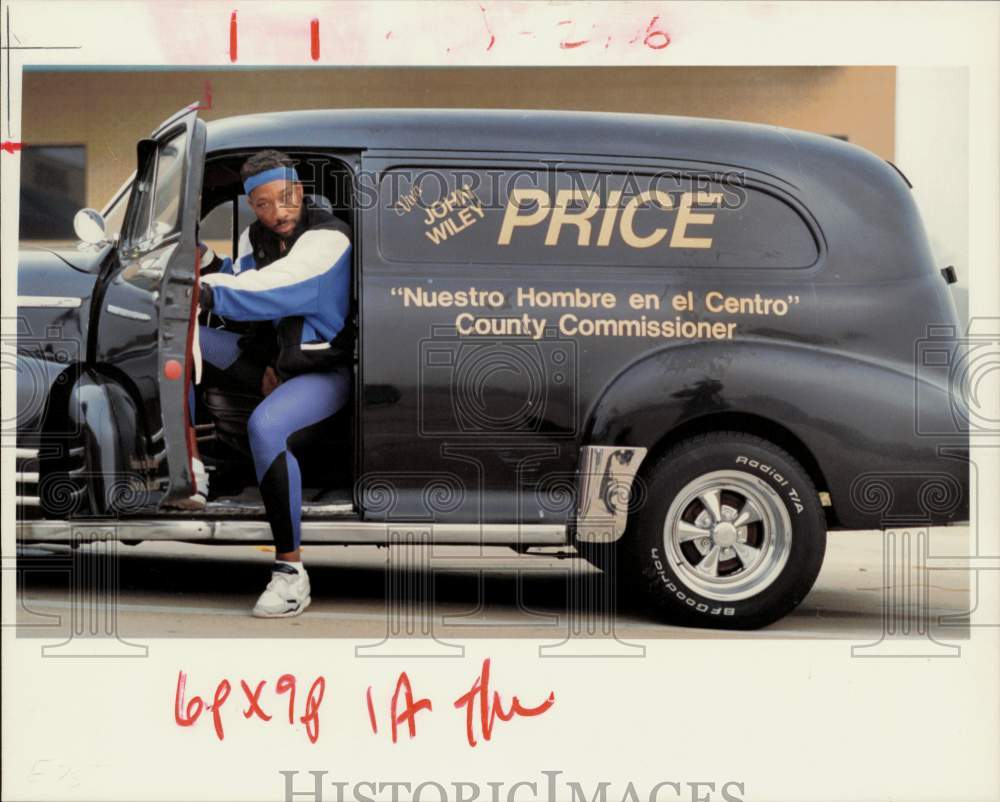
[21,66,895,215]
[895,67,969,322]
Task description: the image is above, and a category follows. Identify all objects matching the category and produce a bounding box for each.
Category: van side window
[378,167,819,269]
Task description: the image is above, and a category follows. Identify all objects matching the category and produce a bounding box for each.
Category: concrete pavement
[13,526,971,641]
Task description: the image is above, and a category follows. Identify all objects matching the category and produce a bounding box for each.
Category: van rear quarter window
[378,166,819,269]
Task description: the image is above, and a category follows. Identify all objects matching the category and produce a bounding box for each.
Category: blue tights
[196,327,351,552]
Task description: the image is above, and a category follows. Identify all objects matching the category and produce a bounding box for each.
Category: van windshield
[100,174,134,242]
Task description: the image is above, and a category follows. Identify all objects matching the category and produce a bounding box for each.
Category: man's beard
[272,217,299,239]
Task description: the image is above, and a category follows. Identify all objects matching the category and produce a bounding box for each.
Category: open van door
[91,104,206,506]
[156,108,207,503]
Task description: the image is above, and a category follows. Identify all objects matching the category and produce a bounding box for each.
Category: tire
[620,431,826,630]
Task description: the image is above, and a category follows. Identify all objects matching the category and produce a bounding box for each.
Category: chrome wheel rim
[662,470,792,601]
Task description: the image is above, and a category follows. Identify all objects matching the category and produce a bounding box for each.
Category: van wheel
[624,432,826,629]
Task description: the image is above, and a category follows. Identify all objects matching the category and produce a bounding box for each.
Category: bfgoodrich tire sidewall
[627,435,827,629]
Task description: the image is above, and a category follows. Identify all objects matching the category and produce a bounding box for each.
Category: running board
[16,519,568,546]
[158,501,356,518]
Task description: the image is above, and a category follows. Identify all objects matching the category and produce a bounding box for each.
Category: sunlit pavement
[14,526,971,642]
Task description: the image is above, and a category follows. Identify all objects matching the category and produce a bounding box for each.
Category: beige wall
[22,66,894,214]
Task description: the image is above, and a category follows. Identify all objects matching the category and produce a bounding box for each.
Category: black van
[14,106,969,628]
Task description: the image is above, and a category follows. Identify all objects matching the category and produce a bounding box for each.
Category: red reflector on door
[164,359,183,380]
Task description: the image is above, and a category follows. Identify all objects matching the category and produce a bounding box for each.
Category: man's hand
[261,366,281,397]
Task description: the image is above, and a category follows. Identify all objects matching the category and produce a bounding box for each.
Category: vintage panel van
[14,106,969,628]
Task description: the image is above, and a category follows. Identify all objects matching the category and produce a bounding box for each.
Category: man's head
[241,150,304,238]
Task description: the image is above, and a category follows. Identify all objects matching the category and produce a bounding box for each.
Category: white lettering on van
[498,188,552,245]
[422,184,485,244]
[498,189,721,250]
[671,192,722,248]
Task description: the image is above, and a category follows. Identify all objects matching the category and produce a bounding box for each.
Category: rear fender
[585,340,968,529]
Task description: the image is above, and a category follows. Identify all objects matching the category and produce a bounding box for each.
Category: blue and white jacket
[201,202,353,378]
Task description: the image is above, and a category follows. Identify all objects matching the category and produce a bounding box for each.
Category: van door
[92,106,206,504]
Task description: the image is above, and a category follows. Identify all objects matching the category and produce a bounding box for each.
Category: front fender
[14,351,75,436]
[585,340,968,529]
[40,370,155,517]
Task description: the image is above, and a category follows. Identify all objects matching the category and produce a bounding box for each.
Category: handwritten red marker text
[174,659,554,747]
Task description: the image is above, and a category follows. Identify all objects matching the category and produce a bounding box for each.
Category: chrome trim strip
[300,342,332,351]
[168,501,356,518]
[303,503,355,516]
[107,304,152,322]
[16,520,568,545]
[17,296,83,309]
[575,445,648,544]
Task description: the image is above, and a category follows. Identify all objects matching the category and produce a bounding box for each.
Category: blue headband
[243,166,299,196]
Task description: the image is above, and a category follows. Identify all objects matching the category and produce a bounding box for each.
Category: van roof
[204,108,884,189]
[204,108,930,280]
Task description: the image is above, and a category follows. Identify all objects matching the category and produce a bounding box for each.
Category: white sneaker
[252,562,311,618]
[164,457,209,510]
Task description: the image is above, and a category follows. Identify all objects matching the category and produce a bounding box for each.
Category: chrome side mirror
[73,208,107,244]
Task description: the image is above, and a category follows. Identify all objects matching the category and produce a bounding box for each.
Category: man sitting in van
[190,149,352,618]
